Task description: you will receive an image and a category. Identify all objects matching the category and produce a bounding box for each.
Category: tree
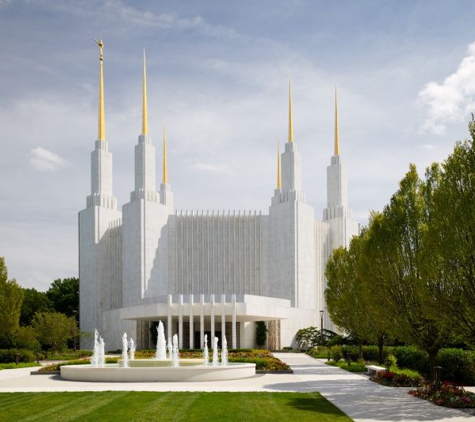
[255,321,267,348]
[325,233,389,361]
[46,278,79,319]
[12,326,41,352]
[0,257,23,345]
[32,311,76,352]
[20,288,51,326]
[424,118,475,344]
[360,166,454,376]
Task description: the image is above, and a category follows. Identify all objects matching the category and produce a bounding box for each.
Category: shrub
[371,370,424,387]
[436,349,475,385]
[390,346,429,375]
[0,348,35,363]
[410,382,475,408]
[330,346,342,362]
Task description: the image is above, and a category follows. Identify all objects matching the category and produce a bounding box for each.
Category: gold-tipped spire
[163,118,168,184]
[142,49,148,136]
[288,77,294,143]
[93,38,106,141]
[334,87,340,156]
[277,139,282,189]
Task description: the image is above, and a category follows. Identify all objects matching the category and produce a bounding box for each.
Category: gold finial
[142,49,148,136]
[334,87,340,156]
[163,118,168,184]
[288,77,294,143]
[92,38,106,141]
[277,139,282,189]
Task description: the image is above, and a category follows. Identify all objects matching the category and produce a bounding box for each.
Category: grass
[0,392,352,422]
[326,361,367,372]
[0,362,39,370]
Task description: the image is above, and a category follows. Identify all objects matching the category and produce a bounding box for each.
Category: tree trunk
[378,335,384,364]
[428,350,438,380]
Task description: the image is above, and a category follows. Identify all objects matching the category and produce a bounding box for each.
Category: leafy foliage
[19,288,50,326]
[410,382,475,408]
[371,370,424,387]
[255,321,267,348]
[0,258,23,344]
[32,311,76,352]
[46,278,79,319]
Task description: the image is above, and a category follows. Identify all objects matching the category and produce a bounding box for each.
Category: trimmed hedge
[436,348,475,385]
[0,349,35,363]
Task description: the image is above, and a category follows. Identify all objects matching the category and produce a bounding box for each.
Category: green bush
[330,346,342,361]
[436,349,475,385]
[390,346,429,375]
[0,349,35,363]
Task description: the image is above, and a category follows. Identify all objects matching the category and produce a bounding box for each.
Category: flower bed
[371,370,424,387]
[409,382,475,408]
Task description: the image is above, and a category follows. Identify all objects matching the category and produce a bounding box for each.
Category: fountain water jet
[221,335,228,366]
[91,329,105,368]
[203,334,209,366]
[212,336,219,366]
[129,338,135,361]
[156,321,167,360]
[172,334,179,367]
[121,332,129,368]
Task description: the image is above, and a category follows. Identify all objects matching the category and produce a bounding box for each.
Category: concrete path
[274,353,475,422]
[0,353,474,421]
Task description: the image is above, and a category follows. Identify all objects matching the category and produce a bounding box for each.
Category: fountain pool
[60,328,255,383]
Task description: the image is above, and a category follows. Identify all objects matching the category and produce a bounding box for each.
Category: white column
[232,294,237,349]
[200,294,205,349]
[221,294,226,345]
[211,294,215,341]
[179,294,183,349]
[189,295,194,349]
[167,294,172,342]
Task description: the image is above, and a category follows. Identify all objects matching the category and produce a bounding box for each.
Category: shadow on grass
[287,395,351,420]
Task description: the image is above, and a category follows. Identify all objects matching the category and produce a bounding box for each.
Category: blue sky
[1,0,475,290]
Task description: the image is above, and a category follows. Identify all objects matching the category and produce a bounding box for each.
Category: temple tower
[79,40,121,347]
[122,51,173,312]
[269,79,317,346]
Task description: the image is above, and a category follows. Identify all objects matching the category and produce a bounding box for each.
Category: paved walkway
[0,353,474,421]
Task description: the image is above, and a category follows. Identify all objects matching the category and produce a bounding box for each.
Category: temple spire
[277,140,282,189]
[94,38,106,141]
[142,49,148,136]
[334,87,340,156]
[288,77,294,143]
[163,118,168,184]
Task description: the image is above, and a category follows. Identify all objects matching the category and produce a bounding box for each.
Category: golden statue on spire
[92,38,106,141]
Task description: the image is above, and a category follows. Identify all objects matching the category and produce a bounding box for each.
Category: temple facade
[79,43,360,351]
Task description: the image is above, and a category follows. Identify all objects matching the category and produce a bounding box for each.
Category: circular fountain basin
[60,361,256,382]
[118,358,204,367]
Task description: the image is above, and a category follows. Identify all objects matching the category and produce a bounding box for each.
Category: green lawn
[0,392,352,422]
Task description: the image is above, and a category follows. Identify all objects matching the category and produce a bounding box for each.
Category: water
[167,337,173,360]
[122,332,129,368]
[172,334,179,367]
[212,336,219,366]
[221,335,228,366]
[129,338,135,361]
[155,321,167,360]
[91,329,105,367]
[203,334,209,366]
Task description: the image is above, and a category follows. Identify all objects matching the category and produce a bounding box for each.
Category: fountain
[61,329,255,382]
[221,335,228,366]
[91,329,105,368]
[203,334,209,366]
[212,336,219,366]
[129,338,135,361]
[121,332,129,368]
[155,321,167,360]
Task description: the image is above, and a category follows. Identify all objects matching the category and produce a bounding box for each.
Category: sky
[1,0,475,291]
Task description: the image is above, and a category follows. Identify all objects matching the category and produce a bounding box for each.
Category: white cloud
[29,147,68,171]
[190,160,232,174]
[422,144,434,150]
[419,41,475,134]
